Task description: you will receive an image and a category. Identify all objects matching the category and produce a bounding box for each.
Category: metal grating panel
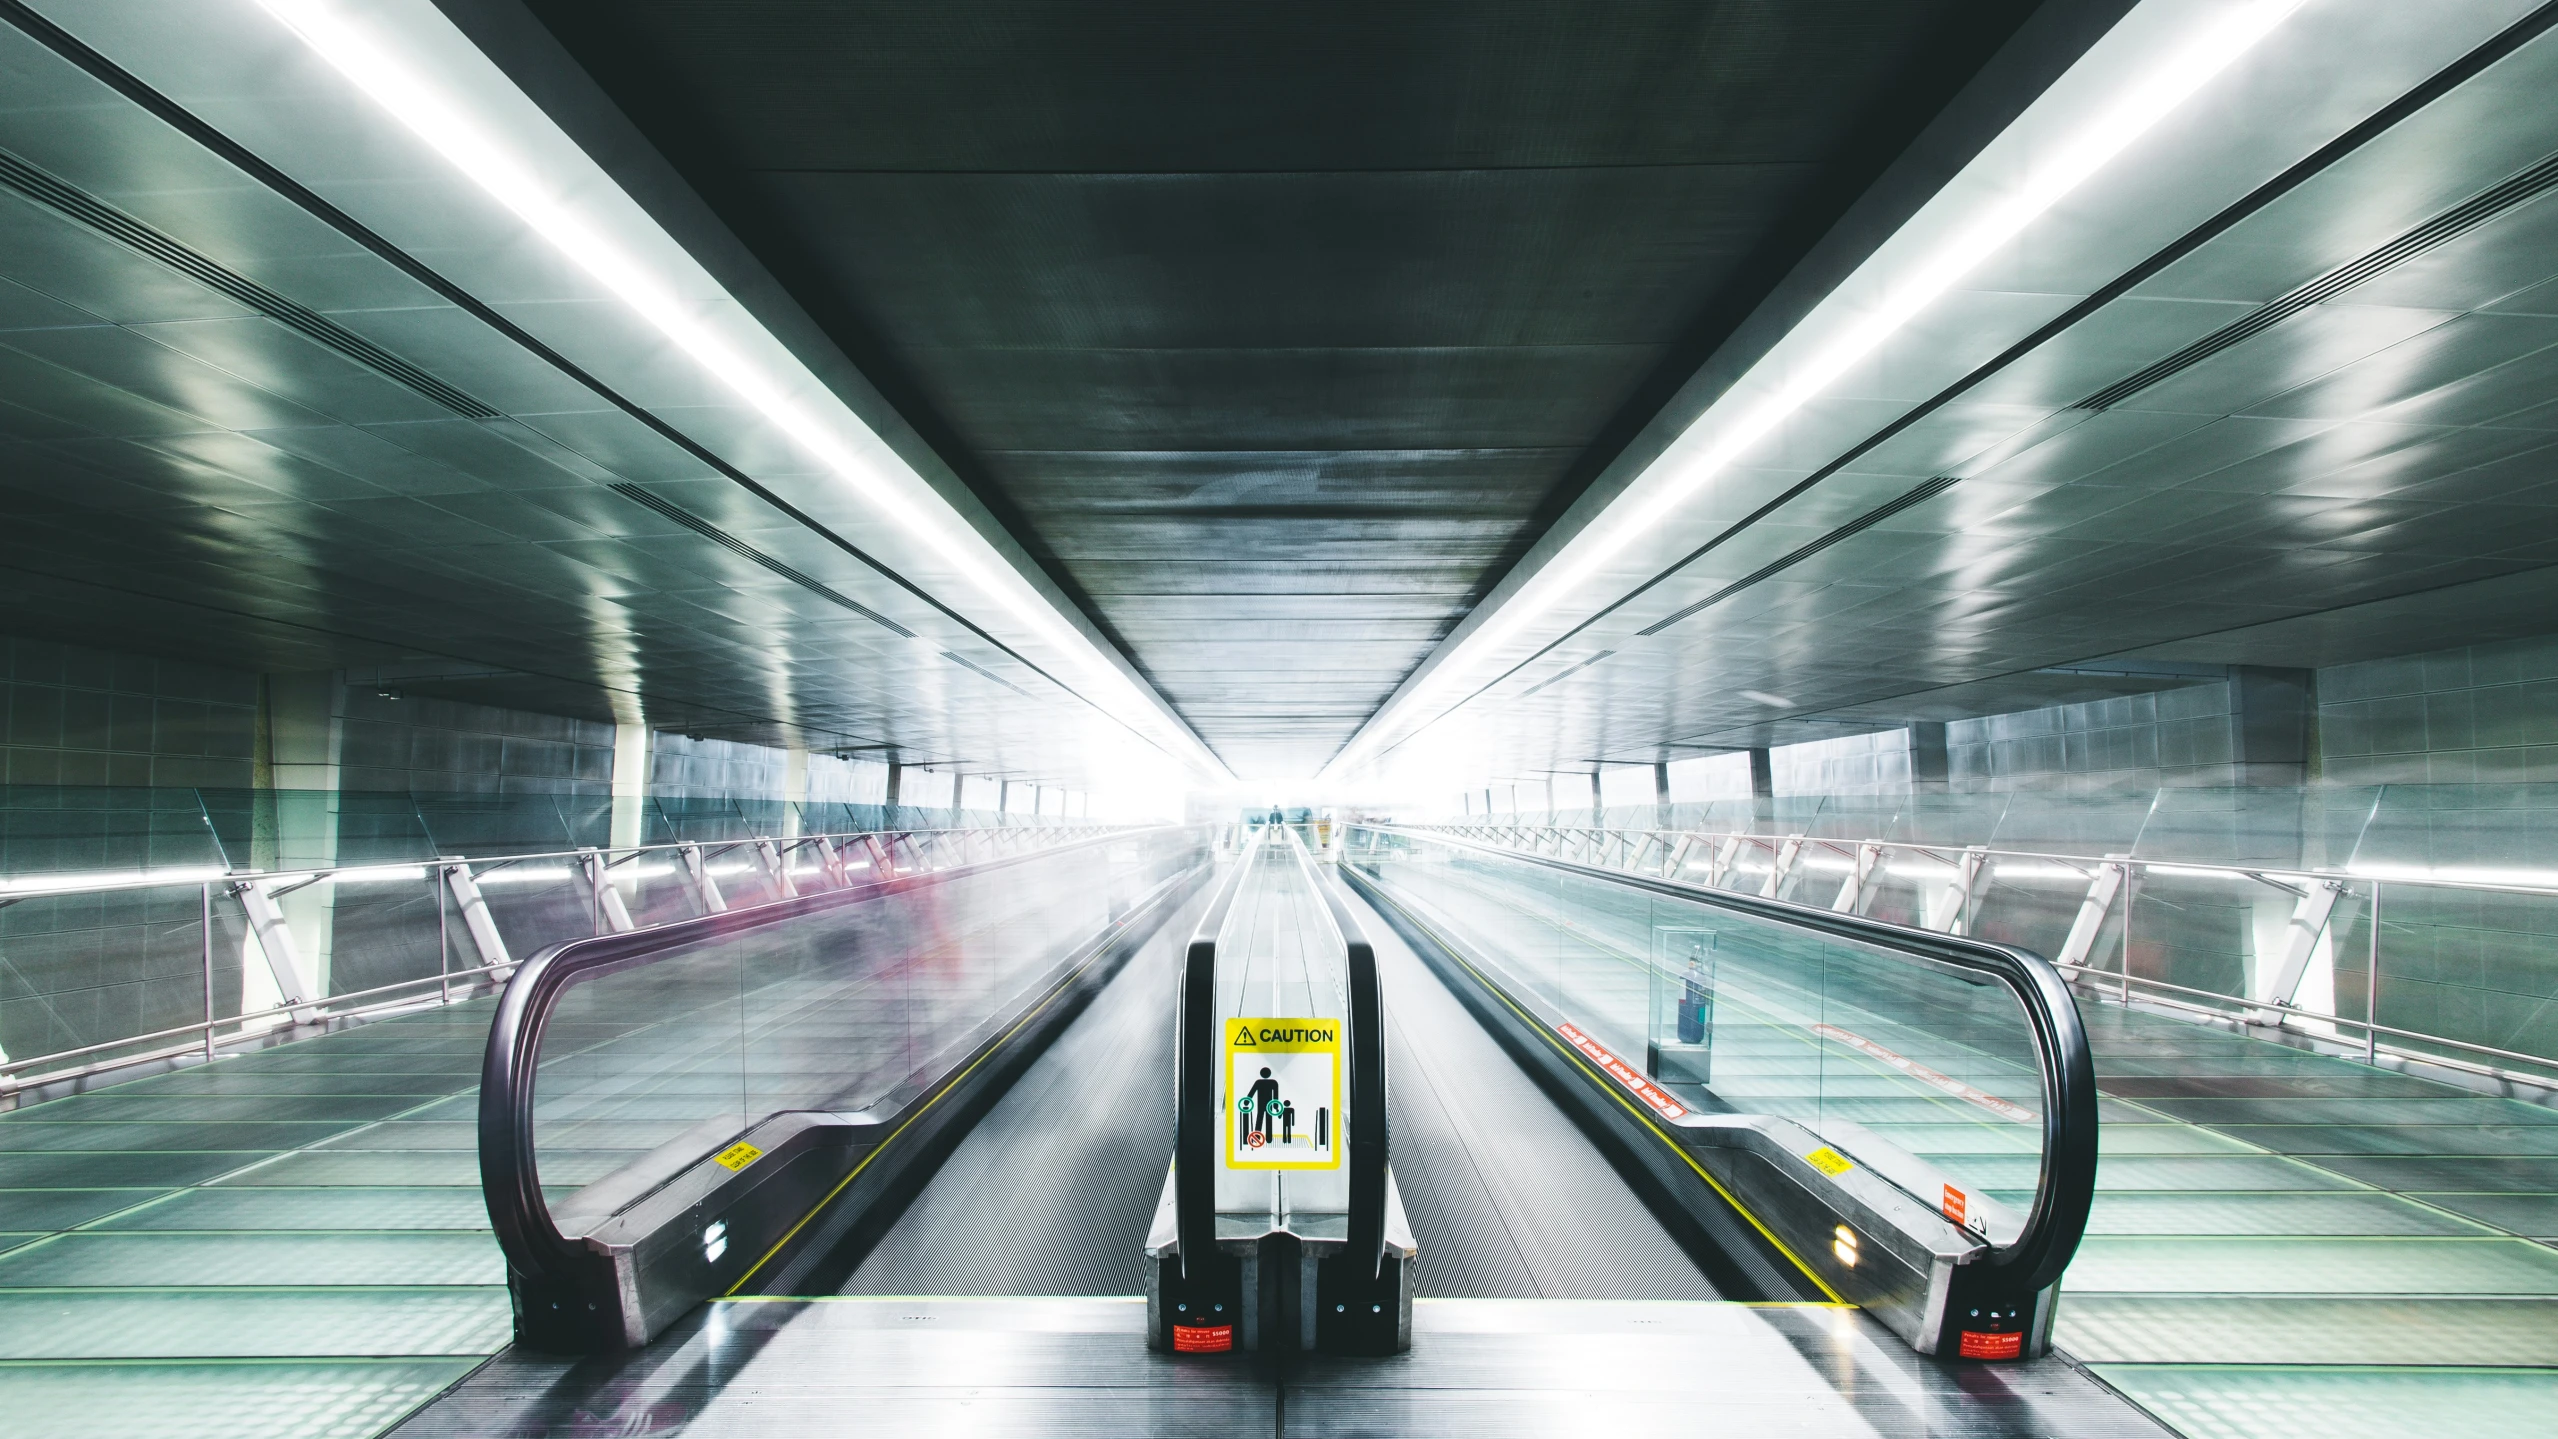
[0,147,500,421]
[2077,148,2558,411]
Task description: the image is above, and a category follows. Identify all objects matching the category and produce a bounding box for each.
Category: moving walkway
[467,809,2100,1368]
[477,825,1210,1347]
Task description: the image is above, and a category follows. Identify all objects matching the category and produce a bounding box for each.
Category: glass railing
[480,825,1210,1348]
[1410,805,2558,1087]
[513,828,1203,1238]
[0,821,1129,1098]
[1347,825,2093,1283]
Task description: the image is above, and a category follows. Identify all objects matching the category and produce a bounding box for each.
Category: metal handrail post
[200,882,216,1061]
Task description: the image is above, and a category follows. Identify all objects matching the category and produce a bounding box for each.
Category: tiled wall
[646,731,791,801]
[340,689,615,796]
[1666,753,1754,803]
[1772,729,1913,796]
[2317,635,2558,785]
[1946,682,2236,793]
[0,637,257,789]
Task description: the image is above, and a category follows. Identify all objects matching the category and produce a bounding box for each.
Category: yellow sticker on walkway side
[1803,1146,1854,1178]
[714,1141,764,1172]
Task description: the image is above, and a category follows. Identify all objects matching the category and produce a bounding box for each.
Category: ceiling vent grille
[1639,474,1962,637]
[609,482,914,638]
[0,146,501,420]
[2076,147,2558,412]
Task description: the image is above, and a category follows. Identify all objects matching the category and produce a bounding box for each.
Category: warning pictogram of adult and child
[1224,1017,1342,1169]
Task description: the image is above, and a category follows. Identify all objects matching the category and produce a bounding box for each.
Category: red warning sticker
[1942,1183,1967,1227]
[1958,1329,2023,1360]
[1172,1324,1232,1353]
[1556,1023,1687,1119]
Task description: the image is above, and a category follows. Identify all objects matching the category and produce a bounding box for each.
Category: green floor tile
[91,1187,495,1233]
[2097,1071,2456,1099]
[2067,1236,2558,1295]
[0,1289,510,1358]
[2092,1155,2361,1193]
[0,1152,246,1189]
[125,1072,475,1099]
[0,1122,357,1155]
[2059,1295,2558,1365]
[0,1190,167,1231]
[309,1123,478,1153]
[2143,1098,2558,1128]
[2319,1156,2558,1193]
[2409,1193,2558,1240]
[0,1231,504,1287]
[2091,1364,2558,1439]
[206,1152,483,1188]
[2082,1191,2495,1237]
[0,1358,482,1439]
[2215,1124,2558,1160]
[0,1097,419,1126]
[381,1096,477,1122]
[2095,1126,2266,1158]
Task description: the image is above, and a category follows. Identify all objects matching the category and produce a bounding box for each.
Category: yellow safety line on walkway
[1355,880,1847,1305]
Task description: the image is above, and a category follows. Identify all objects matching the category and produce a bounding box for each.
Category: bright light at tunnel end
[254,0,1224,778]
[1323,0,2313,782]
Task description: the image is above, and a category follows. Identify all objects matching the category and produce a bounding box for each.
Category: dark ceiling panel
[521,0,2048,776]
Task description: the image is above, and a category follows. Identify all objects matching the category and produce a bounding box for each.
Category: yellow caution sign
[713,1141,764,1172]
[1803,1146,1855,1178]
[1223,1017,1342,1171]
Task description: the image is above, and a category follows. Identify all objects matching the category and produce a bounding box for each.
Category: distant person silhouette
[1248,1066,1281,1143]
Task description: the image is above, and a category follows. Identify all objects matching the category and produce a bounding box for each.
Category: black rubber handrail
[1173,832,1259,1279]
[1357,824,2096,1295]
[1292,832,1390,1280]
[480,826,1171,1301]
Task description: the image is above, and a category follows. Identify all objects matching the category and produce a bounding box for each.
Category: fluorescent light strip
[1330,0,2310,777]
[0,865,228,896]
[255,1,1213,774]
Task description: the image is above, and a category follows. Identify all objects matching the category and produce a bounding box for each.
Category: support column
[255,672,342,1006]
[1747,747,1774,826]
[782,741,808,838]
[610,720,651,853]
[1908,723,1949,793]
[2228,667,2314,787]
[1588,769,1604,825]
[883,758,903,824]
[1654,761,1672,829]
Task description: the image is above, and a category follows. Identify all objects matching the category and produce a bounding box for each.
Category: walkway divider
[1150,826,1413,1355]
